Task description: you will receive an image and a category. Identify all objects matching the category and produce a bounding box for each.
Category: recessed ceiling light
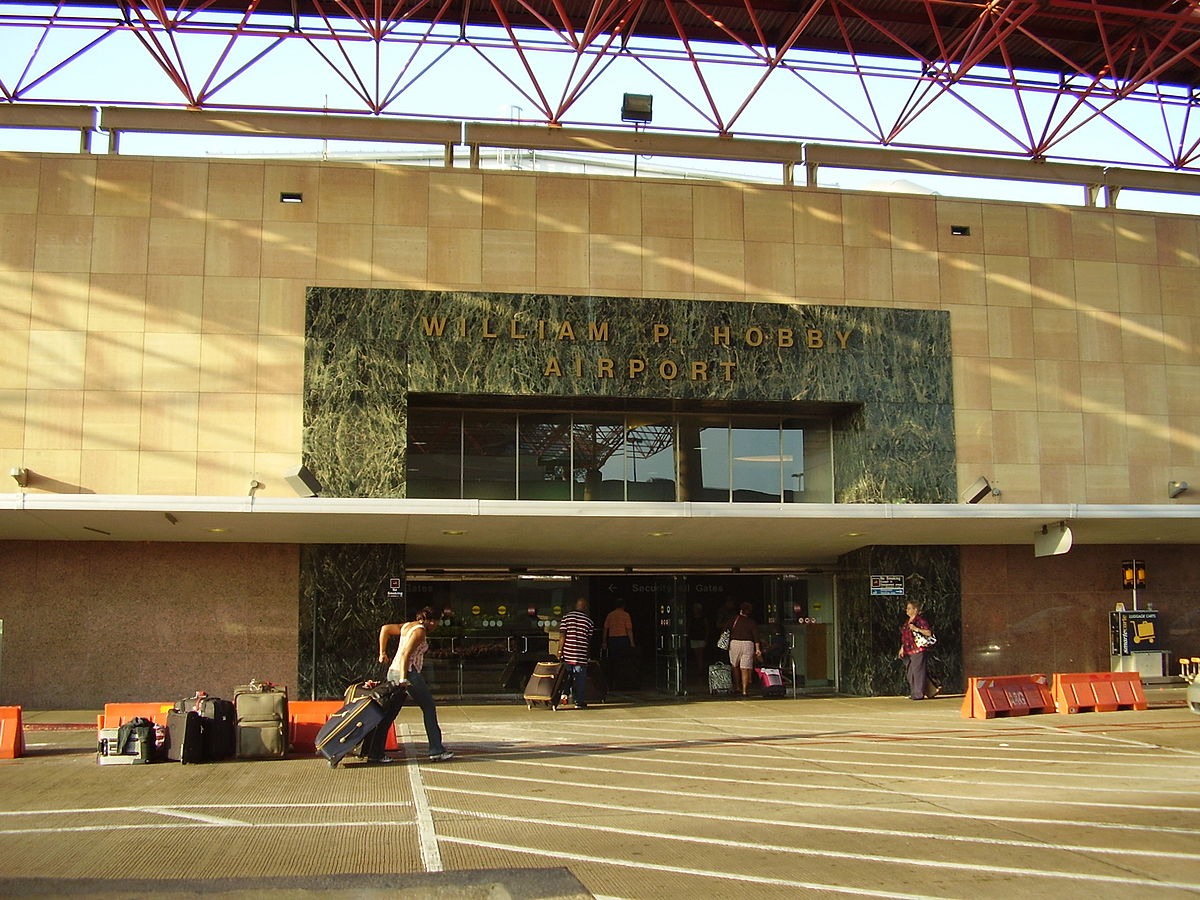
[845,531,864,537]
[442,530,465,536]
[279,192,303,203]
[648,531,672,537]
[207,527,229,533]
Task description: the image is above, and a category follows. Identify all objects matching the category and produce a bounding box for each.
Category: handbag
[716,613,741,651]
[914,631,936,649]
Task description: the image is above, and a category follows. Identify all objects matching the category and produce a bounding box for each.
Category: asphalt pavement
[3,686,1198,900]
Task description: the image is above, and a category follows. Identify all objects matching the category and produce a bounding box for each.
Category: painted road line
[428,767,1200,836]
[478,750,1200,814]
[427,784,1200,863]
[435,835,939,900]
[402,723,443,873]
[436,806,1200,893]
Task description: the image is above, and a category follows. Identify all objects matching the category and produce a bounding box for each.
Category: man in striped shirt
[558,597,595,709]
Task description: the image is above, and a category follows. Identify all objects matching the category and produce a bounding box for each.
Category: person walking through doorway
[378,607,454,761]
[558,597,595,709]
[727,602,763,697]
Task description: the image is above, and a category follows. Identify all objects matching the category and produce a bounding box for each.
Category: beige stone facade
[3,152,1196,504]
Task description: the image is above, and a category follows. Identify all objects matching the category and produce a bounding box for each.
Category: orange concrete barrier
[961,674,1055,719]
[101,702,173,729]
[0,706,25,759]
[289,700,399,752]
[1052,672,1148,714]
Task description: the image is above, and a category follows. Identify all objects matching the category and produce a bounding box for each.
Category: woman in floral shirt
[898,601,936,700]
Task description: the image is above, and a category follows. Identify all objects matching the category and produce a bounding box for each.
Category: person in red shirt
[897,601,936,700]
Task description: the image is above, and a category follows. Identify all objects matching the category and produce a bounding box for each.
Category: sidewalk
[4,690,1199,899]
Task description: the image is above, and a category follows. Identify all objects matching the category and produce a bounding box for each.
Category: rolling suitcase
[166,709,205,764]
[524,660,566,709]
[586,660,607,704]
[315,697,385,768]
[757,667,786,698]
[98,718,157,765]
[233,681,289,759]
[708,662,733,694]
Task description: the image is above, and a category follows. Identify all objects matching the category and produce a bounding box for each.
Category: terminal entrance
[404,572,836,698]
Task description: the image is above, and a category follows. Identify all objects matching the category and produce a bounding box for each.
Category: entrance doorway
[404,572,836,698]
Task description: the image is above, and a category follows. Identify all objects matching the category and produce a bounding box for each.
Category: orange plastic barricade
[289,701,342,752]
[961,674,1055,719]
[101,702,173,729]
[1052,672,1148,714]
[0,706,25,759]
[289,700,399,753]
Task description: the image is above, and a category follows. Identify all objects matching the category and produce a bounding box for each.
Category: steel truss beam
[1,1,1198,170]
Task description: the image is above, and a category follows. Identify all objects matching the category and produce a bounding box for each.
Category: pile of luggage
[97,680,289,765]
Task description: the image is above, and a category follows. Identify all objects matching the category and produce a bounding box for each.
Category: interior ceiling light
[442,530,465,535]
[648,531,672,537]
[207,527,229,533]
[279,192,303,203]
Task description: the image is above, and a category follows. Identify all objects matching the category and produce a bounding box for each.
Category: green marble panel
[298,543,406,700]
[304,288,955,502]
[302,289,958,695]
[837,545,962,697]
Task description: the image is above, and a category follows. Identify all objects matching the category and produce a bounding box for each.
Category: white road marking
[427,766,1200,836]
[437,806,1200,893]
[478,748,1200,813]
[402,723,443,873]
[435,835,939,900]
[427,783,1200,862]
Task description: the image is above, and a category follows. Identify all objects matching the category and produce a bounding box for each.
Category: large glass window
[626,417,676,501]
[407,404,834,503]
[732,420,785,502]
[407,410,463,498]
[571,415,626,500]
[517,414,572,500]
[462,413,517,500]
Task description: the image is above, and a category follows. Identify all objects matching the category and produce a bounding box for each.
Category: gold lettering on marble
[806,329,824,349]
[712,326,731,346]
[628,358,646,378]
[652,324,670,343]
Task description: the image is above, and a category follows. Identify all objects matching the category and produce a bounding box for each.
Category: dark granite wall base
[298,543,406,700]
[961,544,1198,679]
[837,546,962,697]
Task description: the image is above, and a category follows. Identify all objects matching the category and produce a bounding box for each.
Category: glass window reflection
[462,413,517,500]
[517,414,572,500]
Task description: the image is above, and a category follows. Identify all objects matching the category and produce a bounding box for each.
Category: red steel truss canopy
[4,1,1200,169]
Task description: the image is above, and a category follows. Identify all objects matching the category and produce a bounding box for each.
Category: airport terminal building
[1,143,1197,708]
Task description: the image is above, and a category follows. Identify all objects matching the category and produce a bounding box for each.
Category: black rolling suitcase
[166,709,205,764]
[586,660,607,704]
[524,660,566,709]
[315,697,385,768]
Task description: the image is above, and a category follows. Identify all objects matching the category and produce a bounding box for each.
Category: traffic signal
[1121,559,1147,590]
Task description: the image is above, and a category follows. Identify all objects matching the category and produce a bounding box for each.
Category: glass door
[772,575,837,692]
[653,576,687,695]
